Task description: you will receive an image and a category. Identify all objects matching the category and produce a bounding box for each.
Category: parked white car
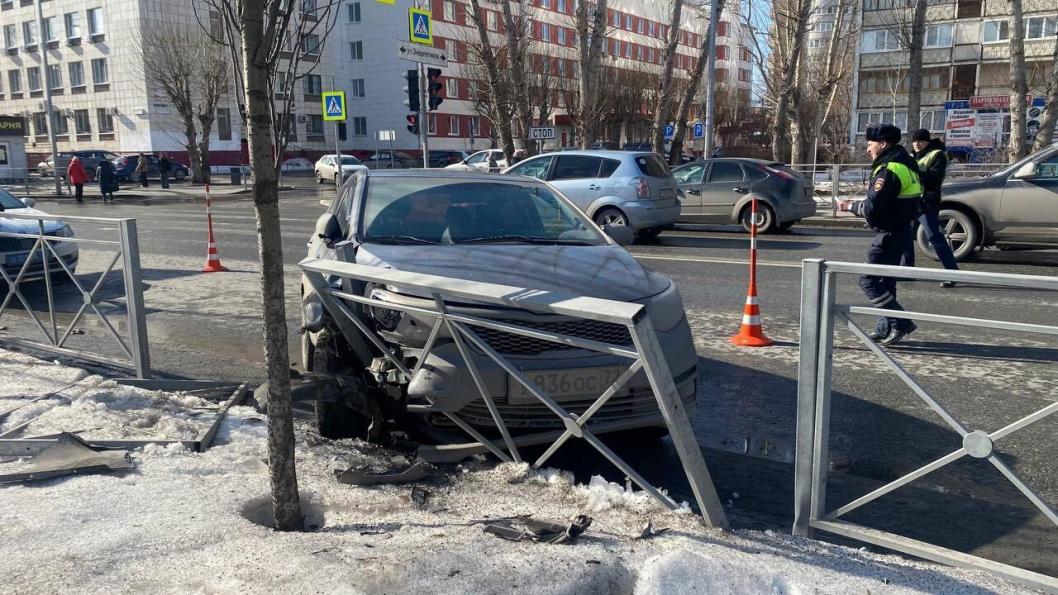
[314,155,367,184]
[0,190,78,282]
[445,149,507,172]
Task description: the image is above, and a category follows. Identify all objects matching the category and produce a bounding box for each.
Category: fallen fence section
[793,259,1058,593]
[299,256,728,529]
[0,212,151,377]
[0,381,248,457]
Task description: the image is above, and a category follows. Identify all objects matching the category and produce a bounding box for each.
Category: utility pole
[35,0,62,196]
[420,63,428,168]
[703,0,719,158]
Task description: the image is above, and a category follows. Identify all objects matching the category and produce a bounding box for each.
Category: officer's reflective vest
[916,149,942,171]
[872,161,922,199]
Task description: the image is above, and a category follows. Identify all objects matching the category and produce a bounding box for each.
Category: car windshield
[994,145,1058,178]
[0,188,27,209]
[360,178,607,246]
[339,156,361,165]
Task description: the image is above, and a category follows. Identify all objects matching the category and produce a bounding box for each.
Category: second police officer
[838,124,923,346]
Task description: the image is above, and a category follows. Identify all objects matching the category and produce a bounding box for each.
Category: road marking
[629,253,804,269]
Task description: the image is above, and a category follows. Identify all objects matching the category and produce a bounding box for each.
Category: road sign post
[322,91,347,193]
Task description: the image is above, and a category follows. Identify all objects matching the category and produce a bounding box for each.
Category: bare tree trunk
[182,113,205,184]
[771,0,812,161]
[500,1,532,154]
[651,0,684,153]
[1008,0,1028,161]
[905,0,927,143]
[468,0,516,162]
[575,0,608,148]
[668,29,711,164]
[240,0,301,533]
[1031,39,1058,153]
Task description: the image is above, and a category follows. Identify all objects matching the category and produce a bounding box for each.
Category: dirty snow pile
[0,350,1029,594]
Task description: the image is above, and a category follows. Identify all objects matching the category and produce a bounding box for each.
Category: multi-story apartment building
[0,0,753,165]
[850,0,1057,155]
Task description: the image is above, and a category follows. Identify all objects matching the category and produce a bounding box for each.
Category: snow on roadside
[0,350,1031,594]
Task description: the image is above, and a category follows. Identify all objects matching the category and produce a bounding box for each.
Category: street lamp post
[35,0,62,196]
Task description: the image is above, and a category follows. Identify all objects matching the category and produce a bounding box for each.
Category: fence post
[831,165,840,217]
[119,219,151,379]
[793,259,825,537]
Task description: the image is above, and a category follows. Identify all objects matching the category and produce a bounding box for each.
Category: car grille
[468,318,633,356]
[0,238,37,252]
[457,391,661,429]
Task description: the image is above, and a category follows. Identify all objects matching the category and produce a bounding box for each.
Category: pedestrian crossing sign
[409,8,433,45]
[322,91,346,122]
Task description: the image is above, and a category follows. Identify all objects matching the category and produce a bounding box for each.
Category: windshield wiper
[367,235,438,245]
[457,234,593,245]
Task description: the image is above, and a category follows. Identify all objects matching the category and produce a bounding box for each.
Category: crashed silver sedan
[301,170,697,442]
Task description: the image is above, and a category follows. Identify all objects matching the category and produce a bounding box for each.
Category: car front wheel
[315,170,324,184]
[174,169,187,181]
[918,208,978,262]
[308,334,379,440]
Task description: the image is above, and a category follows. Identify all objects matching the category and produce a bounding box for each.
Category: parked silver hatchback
[503,150,681,240]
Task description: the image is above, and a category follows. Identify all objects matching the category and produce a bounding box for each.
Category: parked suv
[113,155,190,182]
[37,151,119,181]
[503,150,681,240]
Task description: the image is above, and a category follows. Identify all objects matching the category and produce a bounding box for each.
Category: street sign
[408,8,433,45]
[529,127,556,141]
[693,122,705,139]
[377,130,396,141]
[322,91,346,122]
[664,124,675,140]
[397,41,448,67]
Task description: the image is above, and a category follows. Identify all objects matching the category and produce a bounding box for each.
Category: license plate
[5,252,30,267]
[508,367,624,405]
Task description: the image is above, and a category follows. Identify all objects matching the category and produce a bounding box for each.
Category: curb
[799,216,868,230]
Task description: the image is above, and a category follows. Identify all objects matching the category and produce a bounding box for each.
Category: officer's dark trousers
[860,228,914,336]
[901,207,960,270]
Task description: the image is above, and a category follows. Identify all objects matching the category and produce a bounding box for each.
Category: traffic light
[426,68,443,111]
[406,113,420,135]
[403,69,420,112]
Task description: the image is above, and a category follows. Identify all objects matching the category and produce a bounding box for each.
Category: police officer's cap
[911,128,932,142]
[865,124,901,144]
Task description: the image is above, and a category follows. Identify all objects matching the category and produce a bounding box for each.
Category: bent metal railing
[299,255,728,528]
[0,212,150,378]
[793,259,1058,592]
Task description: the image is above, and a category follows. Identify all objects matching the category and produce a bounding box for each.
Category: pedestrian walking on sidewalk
[159,153,171,189]
[136,153,149,188]
[66,157,88,203]
[837,124,923,346]
[98,159,118,203]
[901,129,960,286]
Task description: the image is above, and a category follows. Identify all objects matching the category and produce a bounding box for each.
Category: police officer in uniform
[901,129,959,286]
[838,124,923,345]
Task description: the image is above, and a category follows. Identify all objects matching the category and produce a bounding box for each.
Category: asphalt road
[13,179,1058,576]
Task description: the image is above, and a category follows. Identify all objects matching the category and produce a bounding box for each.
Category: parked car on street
[445,149,508,172]
[302,170,697,441]
[919,142,1058,261]
[314,154,366,184]
[503,150,681,240]
[403,150,469,169]
[671,158,817,233]
[362,151,414,169]
[37,151,119,181]
[113,155,190,182]
[0,189,77,281]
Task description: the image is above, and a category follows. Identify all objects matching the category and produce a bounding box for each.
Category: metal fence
[0,212,150,378]
[299,255,728,528]
[793,259,1058,592]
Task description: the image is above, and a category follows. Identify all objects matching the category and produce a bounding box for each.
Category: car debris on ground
[484,514,593,545]
[0,432,134,484]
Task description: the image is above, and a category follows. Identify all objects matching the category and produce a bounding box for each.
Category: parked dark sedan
[37,150,119,181]
[113,155,190,182]
[672,158,816,232]
[919,143,1058,261]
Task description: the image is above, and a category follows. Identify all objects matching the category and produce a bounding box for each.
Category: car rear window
[766,163,804,180]
[599,158,621,177]
[634,154,670,177]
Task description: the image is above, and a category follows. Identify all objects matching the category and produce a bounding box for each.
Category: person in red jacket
[67,157,89,204]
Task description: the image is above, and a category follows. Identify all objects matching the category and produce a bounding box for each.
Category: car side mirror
[314,212,343,247]
[603,224,634,246]
[20,198,35,208]
[1014,162,1038,180]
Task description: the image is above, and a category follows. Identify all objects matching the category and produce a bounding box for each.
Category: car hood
[0,207,67,234]
[941,176,1000,195]
[355,243,670,303]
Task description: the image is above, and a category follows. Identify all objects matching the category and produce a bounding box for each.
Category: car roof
[533,149,657,159]
[358,169,538,183]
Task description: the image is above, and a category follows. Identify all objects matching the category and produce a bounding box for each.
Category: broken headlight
[367,286,404,331]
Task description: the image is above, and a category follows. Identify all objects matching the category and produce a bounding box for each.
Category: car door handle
[588,184,601,190]
[687,189,701,196]
[733,187,748,194]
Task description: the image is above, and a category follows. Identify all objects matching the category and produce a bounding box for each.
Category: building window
[470,116,480,137]
[636,45,643,60]
[348,2,361,23]
[352,116,367,136]
[540,0,550,8]
[209,10,224,39]
[87,7,104,36]
[51,111,68,135]
[625,14,632,29]
[716,68,728,83]
[46,64,61,89]
[557,27,566,45]
[610,10,619,27]
[816,21,833,33]
[22,21,37,46]
[487,10,498,31]
[96,108,114,133]
[1026,16,1057,40]
[3,25,16,49]
[637,18,645,34]
[856,110,907,132]
[557,0,566,12]
[716,45,729,60]
[74,109,90,135]
[809,38,825,49]
[8,70,21,93]
[443,0,455,21]
[541,23,550,42]
[67,62,84,88]
[304,74,322,95]
[91,58,107,84]
[740,46,753,61]
[307,114,324,136]
[861,29,901,52]
[351,78,365,98]
[217,108,232,140]
[739,68,751,82]
[864,0,910,9]
[42,16,58,43]
[623,41,631,58]
[717,21,729,37]
[33,112,47,136]
[302,34,320,54]
[982,19,1009,43]
[350,40,363,60]
[924,23,953,47]
[27,67,40,91]
[445,77,458,98]
[64,12,81,39]
[448,115,459,136]
[427,114,436,134]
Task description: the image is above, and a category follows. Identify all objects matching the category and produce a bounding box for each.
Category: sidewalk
[800,207,869,230]
[20,182,312,206]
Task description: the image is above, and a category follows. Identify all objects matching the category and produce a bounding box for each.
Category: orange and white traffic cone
[730,197,773,347]
[202,184,229,273]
